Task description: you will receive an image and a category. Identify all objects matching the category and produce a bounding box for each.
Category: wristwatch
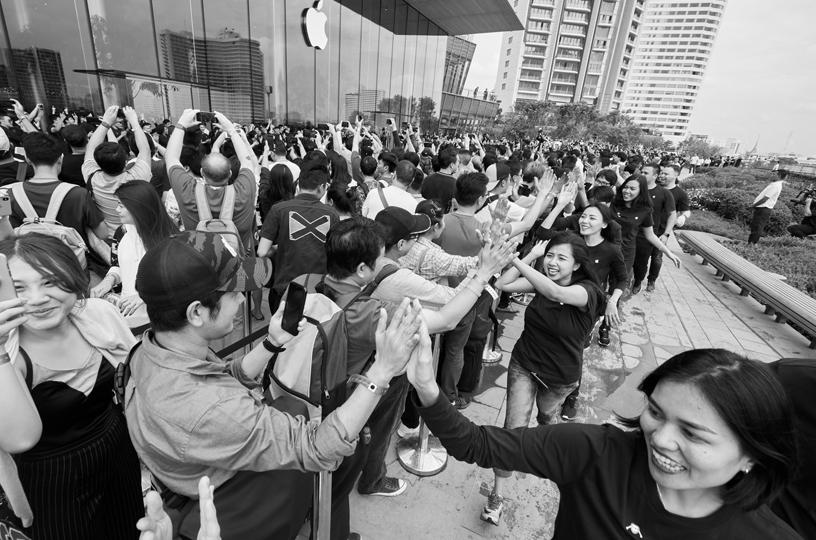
[348,374,389,396]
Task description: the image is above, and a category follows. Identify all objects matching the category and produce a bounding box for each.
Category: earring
[742,467,751,474]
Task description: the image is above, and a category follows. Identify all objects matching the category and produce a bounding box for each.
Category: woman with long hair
[91,181,178,328]
[326,180,362,220]
[483,231,607,524]
[0,234,143,539]
[258,163,295,221]
[612,174,680,282]
[409,346,801,539]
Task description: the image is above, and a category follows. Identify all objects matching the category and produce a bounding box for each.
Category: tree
[677,138,722,159]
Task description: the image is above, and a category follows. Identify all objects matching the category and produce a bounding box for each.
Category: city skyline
[467,0,816,156]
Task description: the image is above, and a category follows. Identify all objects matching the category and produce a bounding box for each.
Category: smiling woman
[0,234,142,539]
[410,348,803,539]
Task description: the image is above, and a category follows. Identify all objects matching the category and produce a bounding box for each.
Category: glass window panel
[248,0,286,124]
[389,1,407,125]
[87,0,159,76]
[201,0,259,123]
[286,2,316,123]
[0,0,102,112]
[358,0,380,125]
[412,21,427,131]
[374,0,394,129]
[337,0,362,123]
[399,7,418,122]
[315,0,342,123]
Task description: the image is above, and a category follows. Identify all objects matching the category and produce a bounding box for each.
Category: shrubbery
[721,237,816,299]
[684,167,804,236]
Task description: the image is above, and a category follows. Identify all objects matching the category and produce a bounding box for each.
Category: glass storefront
[0,0,446,131]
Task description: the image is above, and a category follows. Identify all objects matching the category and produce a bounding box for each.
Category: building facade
[493,0,644,113]
[0,0,520,131]
[620,0,728,142]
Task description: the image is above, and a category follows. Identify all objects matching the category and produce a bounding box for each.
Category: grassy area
[683,209,746,240]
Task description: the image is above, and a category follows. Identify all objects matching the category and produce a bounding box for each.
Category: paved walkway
[348,237,814,539]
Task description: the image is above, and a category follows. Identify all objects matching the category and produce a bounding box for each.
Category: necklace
[655,483,667,507]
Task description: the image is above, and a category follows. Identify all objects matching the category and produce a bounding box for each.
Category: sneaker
[452,396,471,410]
[631,282,642,295]
[598,325,610,347]
[480,491,504,525]
[483,349,503,365]
[646,281,656,292]
[359,477,407,497]
[397,422,419,439]
[560,397,577,421]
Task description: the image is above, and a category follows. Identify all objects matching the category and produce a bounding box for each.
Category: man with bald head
[166,109,257,251]
[361,159,419,217]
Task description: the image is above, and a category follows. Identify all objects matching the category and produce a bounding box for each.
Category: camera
[790,185,816,205]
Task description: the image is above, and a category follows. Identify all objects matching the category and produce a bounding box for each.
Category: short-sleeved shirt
[261,193,339,293]
[58,152,86,187]
[669,185,690,213]
[642,186,675,236]
[8,180,104,244]
[168,165,257,250]
[612,204,653,260]
[536,213,623,245]
[420,173,456,212]
[0,160,32,186]
[82,157,152,234]
[437,212,482,287]
[512,278,606,385]
[361,185,418,218]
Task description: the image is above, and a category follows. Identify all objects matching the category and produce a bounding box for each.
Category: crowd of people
[0,99,812,540]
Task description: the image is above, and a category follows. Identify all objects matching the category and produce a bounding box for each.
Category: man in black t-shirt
[3,133,108,272]
[58,125,89,187]
[258,168,339,311]
[633,163,675,293]
[420,148,458,212]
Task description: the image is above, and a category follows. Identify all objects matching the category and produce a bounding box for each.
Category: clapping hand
[406,317,438,405]
[372,298,422,379]
[527,239,549,260]
[197,476,221,540]
[137,476,221,540]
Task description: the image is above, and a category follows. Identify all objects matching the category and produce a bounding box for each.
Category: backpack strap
[194,182,212,221]
[10,183,38,220]
[477,193,499,214]
[44,183,76,222]
[338,264,399,311]
[113,340,143,408]
[220,184,236,221]
[15,160,26,182]
[377,186,389,210]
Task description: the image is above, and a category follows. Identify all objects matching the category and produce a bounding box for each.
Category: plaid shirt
[398,237,478,283]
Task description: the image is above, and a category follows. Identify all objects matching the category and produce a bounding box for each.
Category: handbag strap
[377,186,389,210]
[220,185,236,221]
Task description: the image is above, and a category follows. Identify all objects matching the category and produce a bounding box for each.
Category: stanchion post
[397,334,448,476]
[312,470,332,540]
[243,292,252,356]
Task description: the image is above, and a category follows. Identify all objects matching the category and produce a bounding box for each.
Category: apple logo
[302,0,328,50]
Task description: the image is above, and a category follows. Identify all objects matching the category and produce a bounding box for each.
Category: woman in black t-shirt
[483,232,606,525]
[409,347,801,540]
[612,175,680,281]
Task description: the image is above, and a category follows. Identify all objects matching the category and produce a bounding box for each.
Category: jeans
[748,207,771,243]
[458,292,494,396]
[438,306,477,401]
[494,358,579,478]
[633,235,663,284]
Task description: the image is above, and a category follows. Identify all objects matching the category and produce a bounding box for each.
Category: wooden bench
[676,230,816,349]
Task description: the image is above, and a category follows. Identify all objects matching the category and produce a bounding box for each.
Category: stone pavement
[348,237,814,539]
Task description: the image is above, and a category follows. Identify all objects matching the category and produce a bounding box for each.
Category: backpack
[194,181,242,253]
[10,182,88,268]
[262,265,398,417]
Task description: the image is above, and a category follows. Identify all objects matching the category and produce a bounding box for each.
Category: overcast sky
[465,0,816,156]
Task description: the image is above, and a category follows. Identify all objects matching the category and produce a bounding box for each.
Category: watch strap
[348,374,389,396]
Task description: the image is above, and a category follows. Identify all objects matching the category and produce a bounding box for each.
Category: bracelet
[100,121,112,129]
[262,338,286,354]
[348,374,389,396]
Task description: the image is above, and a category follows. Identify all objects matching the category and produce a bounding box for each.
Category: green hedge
[720,237,816,299]
[688,187,794,236]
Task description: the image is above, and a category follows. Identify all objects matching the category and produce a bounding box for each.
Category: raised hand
[136,491,173,540]
[101,105,119,127]
[267,300,306,346]
[406,317,436,394]
[212,111,233,133]
[0,298,29,348]
[197,476,221,540]
[373,298,422,379]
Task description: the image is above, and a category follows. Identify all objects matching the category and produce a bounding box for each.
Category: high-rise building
[621,0,728,142]
[493,0,644,113]
[443,36,477,95]
[0,47,69,109]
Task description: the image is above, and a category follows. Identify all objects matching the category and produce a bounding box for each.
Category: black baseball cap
[136,231,272,310]
[374,206,432,246]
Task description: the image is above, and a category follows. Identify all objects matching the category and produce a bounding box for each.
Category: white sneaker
[397,423,419,438]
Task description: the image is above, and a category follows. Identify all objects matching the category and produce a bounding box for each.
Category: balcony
[587,63,603,73]
[551,78,577,85]
[564,1,591,12]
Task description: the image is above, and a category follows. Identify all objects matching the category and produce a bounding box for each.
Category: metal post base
[397,434,448,477]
